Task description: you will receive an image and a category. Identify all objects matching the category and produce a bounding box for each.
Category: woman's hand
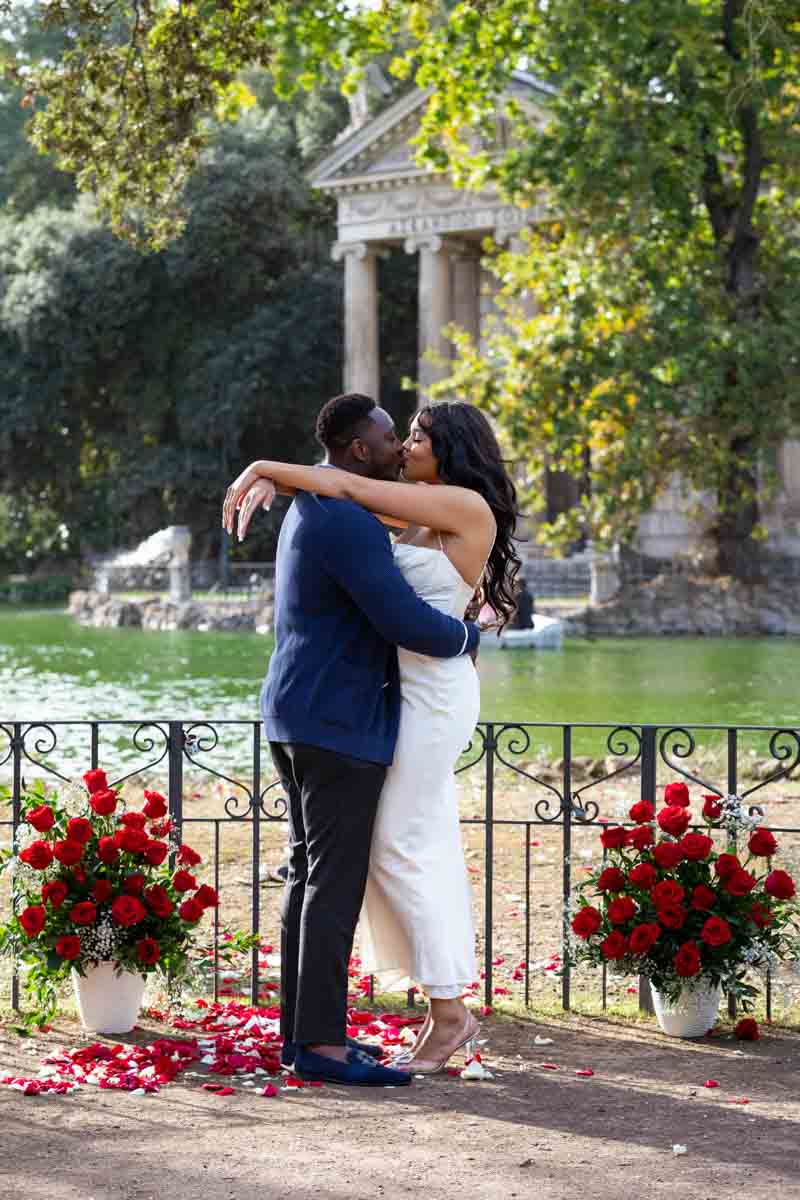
[233,479,277,542]
[222,462,268,534]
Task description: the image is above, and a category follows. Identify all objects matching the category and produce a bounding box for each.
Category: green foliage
[10,2,800,572]
[0,82,348,562]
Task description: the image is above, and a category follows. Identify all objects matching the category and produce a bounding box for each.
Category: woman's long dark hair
[417,402,522,630]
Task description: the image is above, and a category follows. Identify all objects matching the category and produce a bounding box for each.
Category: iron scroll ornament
[571,726,644,822]
[183,723,256,819]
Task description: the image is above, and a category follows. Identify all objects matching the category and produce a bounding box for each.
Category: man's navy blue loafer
[281,1037,384,1069]
[293,1046,411,1087]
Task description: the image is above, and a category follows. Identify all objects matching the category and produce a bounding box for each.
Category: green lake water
[1,610,799,767]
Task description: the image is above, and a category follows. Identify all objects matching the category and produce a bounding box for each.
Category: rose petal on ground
[702,1080,720,1089]
[575,1069,594,1078]
[539,1063,559,1070]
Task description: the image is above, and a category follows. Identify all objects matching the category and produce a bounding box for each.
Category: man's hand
[234,479,277,542]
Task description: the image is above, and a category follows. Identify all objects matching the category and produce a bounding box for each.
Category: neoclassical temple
[310,75,800,570]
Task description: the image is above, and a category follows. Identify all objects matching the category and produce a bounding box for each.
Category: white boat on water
[481,614,564,650]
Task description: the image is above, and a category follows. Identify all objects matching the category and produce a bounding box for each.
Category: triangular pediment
[308,70,552,191]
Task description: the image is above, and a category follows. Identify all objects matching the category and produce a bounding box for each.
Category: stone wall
[562,574,800,637]
[69,591,274,635]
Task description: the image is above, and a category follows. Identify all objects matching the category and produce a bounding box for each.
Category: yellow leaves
[212,79,255,123]
[625,392,638,410]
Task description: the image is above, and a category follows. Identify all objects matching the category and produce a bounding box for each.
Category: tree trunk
[714,436,762,580]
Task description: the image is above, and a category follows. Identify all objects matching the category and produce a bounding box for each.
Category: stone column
[405,234,453,398]
[332,241,382,400]
[451,246,481,346]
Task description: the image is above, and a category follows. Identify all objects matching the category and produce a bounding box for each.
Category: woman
[224,401,521,1072]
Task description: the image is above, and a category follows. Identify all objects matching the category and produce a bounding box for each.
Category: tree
[11,2,800,575]
[0,84,349,564]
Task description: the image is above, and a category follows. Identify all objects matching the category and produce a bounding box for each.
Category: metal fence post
[11,723,22,1012]
[251,722,261,1006]
[483,723,496,1011]
[638,725,657,1015]
[727,727,738,1020]
[561,725,572,1011]
[168,722,184,851]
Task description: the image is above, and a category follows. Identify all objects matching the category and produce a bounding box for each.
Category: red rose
[143,790,168,819]
[177,844,202,867]
[83,768,109,794]
[172,869,197,893]
[627,825,655,851]
[66,817,94,846]
[42,880,68,909]
[629,922,660,955]
[679,833,714,862]
[53,839,83,866]
[97,835,120,864]
[765,869,796,901]
[72,867,86,884]
[653,842,684,869]
[597,867,626,893]
[26,804,55,832]
[150,819,173,838]
[700,916,732,947]
[20,840,54,871]
[120,811,148,829]
[89,788,118,816]
[92,879,113,904]
[571,906,602,939]
[628,863,657,890]
[702,794,723,821]
[136,936,161,965]
[179,896,204,923]
[69,901,97,926]
[144,884,174,918]
[117,827,149,855]
[19,905,46,937]
[122,873,146,895]
[673,941,702,977]
[652,880,685,907]
[142,840,168,867]
[55,934,81,960]
[691,885,717,911]
[600,931,628,960]
[195,884,219,909]
[715,853,741,879]
[628,801,654,824]
[749,902,774,928]
[657,805,692,838]
[664,782,690,808]
[600,826,628,850]
[657,904,688,930]
[748,828,778,858]
[111,895,146,926]
[607,896,636,925]
[734,1017,759,1041]
[725,869,757,897]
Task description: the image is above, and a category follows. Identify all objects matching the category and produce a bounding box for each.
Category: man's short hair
[315,393,377,450]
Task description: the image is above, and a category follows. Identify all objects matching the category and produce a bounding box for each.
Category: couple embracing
[223,393,520,1087]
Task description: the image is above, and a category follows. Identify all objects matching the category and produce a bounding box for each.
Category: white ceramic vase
[72,962,146,1034]
[651,978,723,1038]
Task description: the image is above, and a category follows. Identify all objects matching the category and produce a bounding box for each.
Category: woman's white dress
[358,543,479,996]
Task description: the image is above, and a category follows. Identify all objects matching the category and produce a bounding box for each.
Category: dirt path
[2,1011,798,1200]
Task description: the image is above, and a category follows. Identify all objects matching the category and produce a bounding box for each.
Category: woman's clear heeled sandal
[403,1017,481,1076]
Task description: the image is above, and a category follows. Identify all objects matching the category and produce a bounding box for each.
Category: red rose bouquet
[570,783,800,1007]
[0,771,219,1026]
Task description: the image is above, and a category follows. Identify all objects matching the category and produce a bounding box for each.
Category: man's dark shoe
[293,1046,411,1087]
[281,1037,383,1069]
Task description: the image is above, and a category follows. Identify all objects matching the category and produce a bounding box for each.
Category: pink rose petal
[702,1080,720,1089]
[575,1069,594,1078]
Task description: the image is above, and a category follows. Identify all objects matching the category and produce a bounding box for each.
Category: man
[244,393,479,1087]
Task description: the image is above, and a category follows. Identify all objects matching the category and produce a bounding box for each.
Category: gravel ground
[1,1009,799,1200]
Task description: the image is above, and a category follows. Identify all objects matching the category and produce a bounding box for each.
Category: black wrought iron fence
[1,719,799,1020]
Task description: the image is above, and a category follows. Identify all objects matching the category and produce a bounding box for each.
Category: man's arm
[319,501,479,659]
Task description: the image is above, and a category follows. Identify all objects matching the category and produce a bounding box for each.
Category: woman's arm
[223,459,492,538]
